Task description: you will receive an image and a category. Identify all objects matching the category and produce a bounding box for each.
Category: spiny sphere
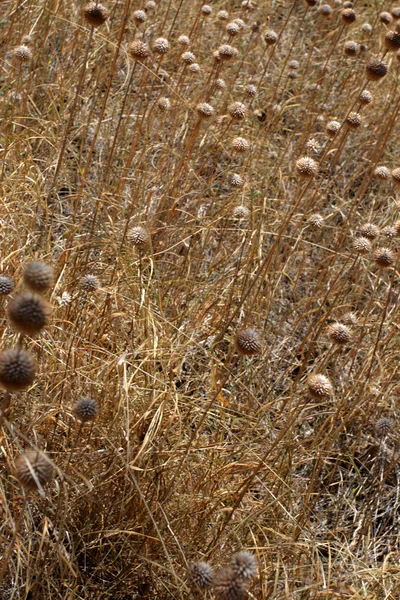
[320,5,332,16]
[218,44,238,60]
[308,213,324,228]
[197,102,214,118]
[352,236,371,255]
[0,276,14,295]
[158,97,170,110]
[296,157,319,178]
[342,312,357,325]
[391,167,400,186]
[152,37,169,54]
[245,84,257,97]
[232,137,249,153]
[359,90,372,105]
[344,41,358,56]
[15,451,53,491]
[213,568,247,600]
[218,10,229,19]
[13,45,32,61]
[7,293,51,336]
[226,22,240,36]
[228,102,247,120]
[229,173,244,187]
[327,322,352,345]
[264,30,278,44]
[73,397,99,423]
[201,4,212,15]
[235,328,262,355]
[80,274,100,291]
[234,18,245,30]
[23,261,54,293]
[216,78,226,90]
[231,551,257,582]
[366,57,387,81]
[359,223,380,240]
[307,374,334,399]
[0,348,36,392]
[145,0,156,9]
[383,225,396,239]
[189,63,201,73]
[83,2,109,27]
[289,59,299,69]
[187,562,214,589]
[342,7,356,23]
[129,226,150,248]
[178,34,190,46]
[385,30,400,51]
[233,206,250,219]
[374,165,390,180]
[326,121,341,137]
[346,112,361,128]
[374,247,395,268]
[133,9,147,24]
[181,51,196,64]
[129,40,150,61]
[375,417,393,437]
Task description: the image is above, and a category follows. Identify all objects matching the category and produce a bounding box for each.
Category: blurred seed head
[226,22,240,36]
[385,30,400,51]
[145,0,156,9]
[359,223,380,240]
[218,44,238,60]
[229,173,244,187]
[380,11,393,24]
[374,165,390,180]
[383,225,396,239]
[345,112,361,128]
[181,51,196,64]
[216,78,226,90]
[305,138,321,155]
[15,451,53,492]
[327,322,352,345]
[13,45,33,62]
[80,274,100,291]
[0,348,36,392]
[187,562,213,589]
[344,40,358,56]
[0,276,14,295]
[21,35,32,45]
[320,4,333,16]
[231,551,257,582]
[157,97,170,110]
[129,40,150,61]
[352,236,372,255]
[201,4,212,16]
[83,2,109,27]
[366,57,388,80]
[129,226,150,248]
[296,156,319,178]
[8,293,51,336]
[232,137,250,153]
[197,102,214,118]
[217,10,229,20]
[235,327,262,355]
[73,396,99,423]
[308,213,324,228]
[342,7,356,23]
[307,374,334,398]
[133,9,147,24]
[391,6,400,18]
[391,167,400,185]
[359,90,372,105]
[289,59,299,69]
[362,22,372,32]
[228,102,247,120]
[189,63,201,73]
[264,30,278,44]
[376,417,393,437]
[23,261,54,293]
[178,34,190,46]
[233,206,250,220]
[213,567,247,600]
[374,247,395,268]
[342,312,357,325]
[152,37,169,54]
[326,120,341,136]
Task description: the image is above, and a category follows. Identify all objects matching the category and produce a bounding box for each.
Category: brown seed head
[380,11,393,24]
[376,417,393,437]
[233,205,250,219]
[391,167,400,185]
[245,84,257,97]
[342,312,357,325]
[320,4,332,17]
[359,90,372,105]
[13,45,33,61]
[326,120,341,136]
[217,10,229,20]
[346,112,361,128]
[385,30,400,51]
[128,226,150,248]
[128,40,150,61]
[187,562,213,589]
[264,30,278,44]
[235,327,262,355]
[232,137,250,153]
[0,348,36,392]
[307,374,333,398]
[157,97,170,110]
[296,156,319,178]
[342,7,356,23]
[213,568,247,600]
[327,322,352,345]
[344,41,358,56]
[23,261,54,293]
[8,293,51,336]
[308,213,324,228]
[374,247,395,268]
[226,22,240,36]
[374,165,391,180]
[391,6,400,18]
[178,34,190,46]
[189,63,201,73]
[362,22,372,33]
[145,0,156,9]
[15,451,53,491]
[383,225,397,239]
[359,223,380,240]
[197,102,214,118]
[133,9,147,24]
[80,274,100,291]
[0,277,14,295]
[73,397,99,423]
[216,78,226,90]
[83,2,109,27]
[152,37,169,54]
[218,44,238,60]
[231,551,257,582]
[394,220,400,236]
[228,102,247,120]
[352,236,372,255]
[181,51,196,64]
[201,4,212,16]
[366,57,388,80]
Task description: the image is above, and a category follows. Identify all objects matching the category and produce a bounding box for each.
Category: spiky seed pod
[83,2,109,27]
[308,213,324,228]
[359,90,372,105]
[392,7,400,18]
[352,236,371,255]
[13,45,33,62]
[359,223,380,240]
[232,137,250,153]
[342,312,357,325]
[374,247,395,268]
[234,18,245,29]
[181,51,196,64]
[189,63,201,73]
[296,157,319,178]
[228,102,247,120]
[7,293,51,336]
[216,78,226,90]
[327,322,352,345]
[264,30,278,44]
[128,226,150,248]
[145,0,156,9]
[213,568,247,600]
[288,70,298,79]
[245,84,257,97]
[342,8,356,23]
[157,97,170,110]
[305,138,321,155]
[73,396,99,423]
[80,274,100,291]
[133,10,147,24]
[23,261,54,293]
[307,374,333,399]
[229,173,244,187]
[178,34,190,46]
[218,44,238,60]
[0,277,14,295]
[201,4,212,16]
[128,40,150,61]
[235,328,262,355]
[391,167,400,185]
[380,11,393,24]
[374,165,390,180]
[288,59,299,69]
[346,112,361,128]
[197,102,214,118]
[226,22,240,36]
[187,562,214,589]
[0,348,36,392]
[15,451,53,492]
[376,417,393,437]
[233,206,250,219]
[231,551,257,582]
[383,225,397,239]
[21,35,32,45]
[366,57,388,80]
[326,121,341,136]
[217,10,229,20]
[344,41,358,56]
[152,37,169,54]
[385,30,400,51]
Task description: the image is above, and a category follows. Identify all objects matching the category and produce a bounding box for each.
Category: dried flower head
[380,11,393,24]
[133,9,147,24]
[362,22,372,32]
[245,84,257,98]
[181,51,196,64]
[226,22,240,36]
[229,173,244,187]
[145,0,156,9]
[235,327,262,355]
[264,30,278,44]
[228,102,247,120]
[216,78,226,90]
[392,6,400,18]
[15,451,53,492]
[305,138,321,155]
[326,121,341,136]
[391,167,400,186]
[187,562,214,589]
[375,417,393,437]
[352,236,371,255]
[320,5,333,16]
[231,551,257,582]
[80,274,100,291]
[157,97,170,110]
[342,312,357,325]
[178,35,190,47]
[8,293,51,336]
[385,30,400,51]
[359,90,372,105]
[383,225,396,239]
[217,10,229,20]
[327,322,352,345]
[152,37,169,54]
[0,276,14,295]
[73,397,99,423]
[201,4,212,16]
[359,223,380,240]
[374,247,395,268]
[342,7,356,23]
[21,35,32,45]
[23,261,54,293]
[344,40,358,56]
[218,44,238,60]
[232,137,250,153]
[13,45,33,61]
[83,2,109,27]
[308,213,324,228]
[366,57,388,80]
[128,226,150,248]
[128,40,150,61]
[0,348,36,392]
[296,156,319,178]
[189,63,201,73]
[374,165,390,180]
[233,206,250,219]
[213,568,247,600]
[346,112,361,128]
[307,374,334,398]
[197,102,214,118]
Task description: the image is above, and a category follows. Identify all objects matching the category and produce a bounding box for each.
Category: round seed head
[352,236,371,255]
[233,206,250,219]
[342,7,356,23]
[251,20,261,32]
[181,51,196,64]
[245,84,257,97]
[229,173,244,187]
[308,213,324,228]
[216,78,226,90]
[21,35,32,45]
[128,40,150,61]
[346,112,361,128]
[326,120,341,136]
[213,568,247,600]
[342,311,357,325]
[232,137,250,153]
[362,22,372,32]
[374,165,390,180]
[360,42,368,52]
[391,167,400,185]
[73,397,99,423]
[189,62,201,73]
[344,40,358,56]
[0,348,36,392]
[218,44,238,60]
[218,10,229,20]
[15,451,53,492]
[228,102,247,120]
[359,90,372,105]
[197,102,214,118]
[23,261,54,293]
[264,30,278,44]
[383,225,396,239]
[231,551,257,582]
[289,60,299,69]
[8,293,51,336]
[152,37,169,54]
[320,5,332,16]
[327,322,352,344]
[235,327,262,355]
[226,22,240,36]
[133,9,147,24]
[0,277,14,295]
[380,11,393,24]
[13,45,33,61]
[288,70,298,79]
[307,374,333,398]
[359,223,380,240]
[366,57,388,80]
[83,2,109,27]
[187,562,213,589]
[305,138,321,155]
[376,417,393,437]
[128,226,150,247]
[201,4,212,16]
[157,96,170,110]
[296,156,319,178]
[385,30,400,51]
[391,6,400,18]
[145,0,156,9]
[80,274,100,291]
[178,34,190,46]
[374,247,395,268]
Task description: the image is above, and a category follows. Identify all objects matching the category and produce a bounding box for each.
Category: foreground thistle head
[235,328,262,356]
[375,417,393,438]
[83,2,110,27]
[7,293,52,336]
[231,551,257,582]
[307,374,333,399]
[327,322,352,345]
[73,397,99,423]
[80,274,100,291]
[13,45,33,62]
[23,261,54,293]
[129,41,150,61]
[187,562,213,589]
[15,451,53,492]
[366,57,388,81]
[0,348,36,392]
[128,226,150,248]
[296,157,319,178]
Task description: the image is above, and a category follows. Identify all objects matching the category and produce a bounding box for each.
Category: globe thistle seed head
[231,551,257,582]
[308,213,324,228]
[359,223,380,240]
[145,0,156,9]
[7,293,51,336]
[83,2,109,27]
[359,90,372,105]
[197,102,214,118]
[391,167,400,185]
[245,84,257,97]
[228,102,247,120]
[305,138,321,155]
[217,10,229,20]
[201,4,212,16]
[233,206,250,219]
[21,35,32,45]
[13,45,33,61]
[366,57,388,80]
[383,225,396,239]
[234,18,246,30]
[374,165,390,180]
[352,236,372,255]
[15,451,53,492]
[133,9,147,24]
[376,417,393,437]
[288,70,298,79]
[178,34,190,46]
[80,274,100,291]
[218,44,238,60]
[380,11,393,24]
[187,562,213,589]
[226,22,240,36]
[264,30,278,44]
[0,276,14,295]
[128,226,150,247]
[374,247,395,268]
[213,568,247,600]
[152,37,169,54]
[345,112,361,128]
[216,78,226,90]
[326,120,341,136]
[251,20,261,32]
[327,322,352,345]
[342,311,357,325]
[157,97,170,110]
[235,327,262,355]
[229,173,244,187]
[320,5,333,17]
[342,7,356,23]
[23,261,54,293]
[181,51,196,64]
[295,156,319,178]
[128,40,150,61]
[73,396,99,423]
[0,348,36,392]
[232,137,250,153]
[362,22,372,32]
[189,63,201,73]
[307,374,334,398]
[289,59,299,69]
[391,7,400,18]
[385,30,400,51]
[344,41,358,56]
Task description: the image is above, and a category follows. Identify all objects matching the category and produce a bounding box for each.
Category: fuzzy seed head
[181,51,196,64]
[133,9,147,24]
[128,226,150,247]
[380,11,393,24]
[296,156,319,178]
[218,44,238,60]
[232,137,250,153]
[374,247,395,268]
[178,34,190,46]
[8,293,51,336]
[342,7,356,23]
[376,417,393,437]
[152,37,169,54]
[80,274,100,291]
[346,112,361,128]
[362,22,372,32]
[13,45,33,61]
[391,167,400,185]
[0,348,36,392]
[157,97,170,110]
[226,22,240,36]
[307,374,333,398]
[344,40,358,56]
[23,261,54,293]
[235,327,262,355]
[145,0,156,9]
[342,312,357,325]
[128,40,150,61]
[289,60,299,69]
[21,35,32,45]
[15,451,53,491]
[305,138,321,155]
[187,562,213,589]
[201,4,212,15]
[231,551,257,582]
[218,10,229,20]
[245,84,257,97]
[383,225,396,239]
[308,213,324,228]
[264,30,278,44]
[216,78,226,90]
[197,102,214,118]
[320,5,333,16]
[359,90,372,105]
[73,397,99,423]
[189,63,201,73]
[327,322,352,345]
[228,102,247,120]
[352,236,372,255]
[326,121,341,136]
[229,173,244,187]
[359,223,380,240]
[385,30,400,52]
[366,57,388,80]
[374,165,390,180]
[392,7,400,18]
[233,206,250,219]
[0,277,14,295]
[213,568,247,600]
[83,3,109,27]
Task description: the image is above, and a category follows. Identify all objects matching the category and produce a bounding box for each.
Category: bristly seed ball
[80,274,100,291]
[128,226,150,248]
[359,222,380,240]
[233,205,250,219]
[352,236,371,255]
[391,6,400,19]
[7,293,51,336]
[391,167,400,185]
[264,30,278,44]
[385,30,400,51]
[231,551,257,582]
[344,41,358,56]
[289,59,299,69]
[145,0,156,9]
[234,18,245,30]
[232,137,250,153]
[245,84,257,97]
[152,37,169,54]
[366,57,388,80]
[181,51,196,64]
[235,327,262,355]
[308,213,324,228]
[359,90,372,105]
[345,112,361,128]
[0,348,36,392]
[375,417,393,437]
[326,120,341,136]
[133,9,147,24]
[374,165,390,180]
[229,173,244,187]
[216,78,226,90]
[73,397,99,423]
[213,567,247,600]
[374,247,395,268]
[383,225,397,239]
[320,4,332,16]
[201,4,212,16]
[226,22,240,36]
[178,34,190,46]
[157,97,170,110]
[128,40,150,61]
[189,63,201,73]
[13,45,33,61]
[218,44,238,60]
[296,156,319,178]
[342,7,356,23]
[83,2,109,27]
[217,10,229,20]
[23,261,54,293]
[307,374,334,398]
[0,276,14,295]
[197,102,214,118]
[15,451,53,492]
[187,562,213,589]
[228,102,247,120]
[342,311,357,325]
[327,322,352,344]
[380,11,393,24]
[21,35,32,45]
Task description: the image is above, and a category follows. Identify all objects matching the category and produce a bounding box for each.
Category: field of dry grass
[1,0,400,598]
